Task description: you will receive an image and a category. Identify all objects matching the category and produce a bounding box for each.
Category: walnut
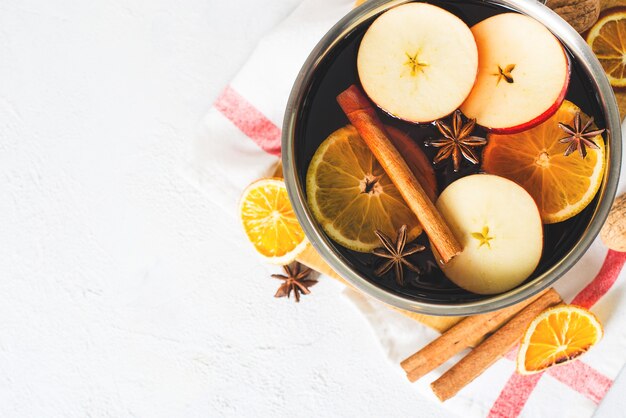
[547,0,601,33]
[600,0,624,11]
[601,194,626,252]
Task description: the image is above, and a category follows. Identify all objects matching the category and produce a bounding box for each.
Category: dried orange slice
[239,178,308,264]
[517,305,603,375]
[483,100,605,224]
[306,125,431,252]
[587,9,626,87]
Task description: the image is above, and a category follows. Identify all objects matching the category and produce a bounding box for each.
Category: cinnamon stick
[430,288,562,401]
[337,85,462,263]
[400,288,549,382]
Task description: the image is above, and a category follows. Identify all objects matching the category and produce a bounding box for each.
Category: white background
[0,0,624,416]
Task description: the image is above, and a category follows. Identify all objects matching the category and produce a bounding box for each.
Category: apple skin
[460,13,570,133]
[487,54,571,134]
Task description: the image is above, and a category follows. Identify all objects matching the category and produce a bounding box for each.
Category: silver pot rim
[282,0,622,316]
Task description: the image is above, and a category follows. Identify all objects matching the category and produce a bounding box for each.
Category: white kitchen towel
[183,1,626,417]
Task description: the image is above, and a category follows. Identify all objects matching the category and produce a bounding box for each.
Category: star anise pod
[558,111,605,159]
[272,262,317,302]
[426,110,487,171]
[372,225,425,286]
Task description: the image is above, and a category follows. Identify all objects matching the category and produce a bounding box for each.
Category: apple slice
[460,13,569,133]
[435,174,543,295]
[357,3,478,123]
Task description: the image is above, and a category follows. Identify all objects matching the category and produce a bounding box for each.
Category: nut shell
[600,0,624,11]
[548,0,601,33]
[601,194,626,252]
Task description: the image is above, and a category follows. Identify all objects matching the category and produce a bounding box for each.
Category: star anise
[372,225,425,286]
[427,110,487,171]
[558,111,605,158]
[272,262,317,302]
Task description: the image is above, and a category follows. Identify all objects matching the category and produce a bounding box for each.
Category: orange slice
[587,9,626,87]
[239,178,308,264]
[517,305,603,375]
[483,100,605,224]
[306,125,432,252]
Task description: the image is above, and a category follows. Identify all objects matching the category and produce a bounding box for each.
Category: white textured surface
[0,0,624,416]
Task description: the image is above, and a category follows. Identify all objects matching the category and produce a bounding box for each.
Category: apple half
[435,174,543,295]
[460,13,570,133]
[357,3,478,123]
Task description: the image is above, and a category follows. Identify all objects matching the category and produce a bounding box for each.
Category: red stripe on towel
[214,85,282,156]
[488,249,625,417]
[497,353,613,405]
[547,360,612,404]
[571,250,626,309]
[488,373,543,418]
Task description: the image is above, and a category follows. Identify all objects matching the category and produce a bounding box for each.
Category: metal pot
[282,0,622,316]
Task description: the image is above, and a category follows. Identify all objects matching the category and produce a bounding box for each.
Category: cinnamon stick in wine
[400,288,549,382]
[337,85,462,263]
[430,288,562,401]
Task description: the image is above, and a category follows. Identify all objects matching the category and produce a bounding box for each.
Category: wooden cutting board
[296,245,463,333]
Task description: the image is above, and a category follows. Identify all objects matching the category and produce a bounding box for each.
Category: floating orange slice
[483,100,605,224]
[239,178,308,264]
[587,9,626,87]
[517,305,603,375]
[306,125,433,252]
